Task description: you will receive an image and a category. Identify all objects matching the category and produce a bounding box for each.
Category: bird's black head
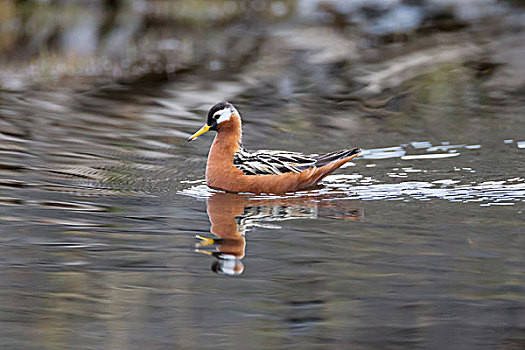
[206,101,236,130]
[187,101,239,142]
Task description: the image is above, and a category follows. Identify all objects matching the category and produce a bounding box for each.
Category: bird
[187,102,361,194]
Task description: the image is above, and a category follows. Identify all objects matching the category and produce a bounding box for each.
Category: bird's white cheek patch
[216,109,232,124]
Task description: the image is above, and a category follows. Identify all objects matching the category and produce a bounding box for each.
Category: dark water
[1,1,525,349]
[1,73,524,349]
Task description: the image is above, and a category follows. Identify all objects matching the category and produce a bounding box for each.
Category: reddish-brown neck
[210,113,242,158]
[206,114,243,176]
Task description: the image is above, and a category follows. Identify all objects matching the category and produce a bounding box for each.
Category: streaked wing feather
[234,148,317,175]
[234,147,360,176]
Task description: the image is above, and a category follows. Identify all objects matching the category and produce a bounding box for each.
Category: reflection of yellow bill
[187,124,210,141]
[194,249,213,256]
[195,235,215,247]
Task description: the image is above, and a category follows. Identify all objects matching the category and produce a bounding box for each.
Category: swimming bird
[187,102,360,194]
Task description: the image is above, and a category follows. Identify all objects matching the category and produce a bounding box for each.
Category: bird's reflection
[195,192,363,276]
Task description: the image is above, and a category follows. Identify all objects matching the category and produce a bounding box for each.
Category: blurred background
[1,1,524,349]
[1,0,524,94]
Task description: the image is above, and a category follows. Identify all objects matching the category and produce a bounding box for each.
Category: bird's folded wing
[233,148,317,175]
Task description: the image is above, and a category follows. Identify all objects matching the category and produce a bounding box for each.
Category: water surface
[1,71,524,349]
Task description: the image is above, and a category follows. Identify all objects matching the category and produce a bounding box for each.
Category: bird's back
[233,147,360,176]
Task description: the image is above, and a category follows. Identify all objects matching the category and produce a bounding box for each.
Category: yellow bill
[187,124,210,142]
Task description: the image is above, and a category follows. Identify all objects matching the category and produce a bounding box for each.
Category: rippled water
[1,72,524,348]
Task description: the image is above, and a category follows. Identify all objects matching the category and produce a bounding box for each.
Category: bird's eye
[213,114,219,119]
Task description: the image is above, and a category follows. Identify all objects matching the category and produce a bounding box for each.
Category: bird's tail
[314,147,361,167]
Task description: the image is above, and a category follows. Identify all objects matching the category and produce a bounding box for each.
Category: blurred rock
[483,34,525,93]
[0,0,524,102]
